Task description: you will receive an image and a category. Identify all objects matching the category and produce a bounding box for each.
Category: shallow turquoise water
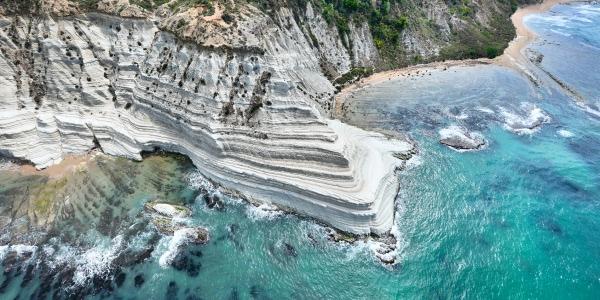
[1,3,600,299]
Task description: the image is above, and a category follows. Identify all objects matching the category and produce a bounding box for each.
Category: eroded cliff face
[0,0,534,234]
[0,1,418,234]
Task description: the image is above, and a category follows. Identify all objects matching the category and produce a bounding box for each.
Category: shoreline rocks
[439,125,486,151]
[144,202,192,218]
[145,202,209,244]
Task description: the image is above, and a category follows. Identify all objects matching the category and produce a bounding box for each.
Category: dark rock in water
[3,250,33,274]
[204,193,224,210]
[306,233,319,246]
[91,273,115,294]
[0,277,10,294]
[134,274,145,288]
[186,227,210,245]
[115,246,155,267]
[393,148,417,161]
[372,234,398,265]
[133,246,155,265]
[166,281,179,299]
[21,264,35,287]
[33,265,57,299]
[171,252,201,277]
[249,285,271,300]
[152,219,210,245]
[439,125,486,151]
[539,218,563,235]
[114,270,126,287]
[283,243,297,257]
[326,228,357,243]
[190,250,203,257]
[229,287,240,300]
[186,295,203,300]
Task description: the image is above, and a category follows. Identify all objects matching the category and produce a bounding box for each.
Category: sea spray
[557,129,575,137]
[158,228,197,268]
[72,235,124,286]
[246,203,284,221]
[499,103,551,135]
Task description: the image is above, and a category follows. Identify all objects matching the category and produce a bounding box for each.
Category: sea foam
[500,104,551,135]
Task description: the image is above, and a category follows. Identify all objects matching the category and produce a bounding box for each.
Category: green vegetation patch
[130,0,170,11]
[334,67,373,85]
[169,0,214,14]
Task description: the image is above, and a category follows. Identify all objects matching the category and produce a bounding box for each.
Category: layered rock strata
[0,9,412,234]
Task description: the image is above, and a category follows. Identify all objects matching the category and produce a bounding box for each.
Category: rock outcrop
[439,125,486,151]
[0,4,414,234]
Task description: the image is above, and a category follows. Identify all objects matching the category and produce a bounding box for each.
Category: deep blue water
[1,3,600,299]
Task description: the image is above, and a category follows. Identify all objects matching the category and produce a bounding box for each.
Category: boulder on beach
[439,125,486,151]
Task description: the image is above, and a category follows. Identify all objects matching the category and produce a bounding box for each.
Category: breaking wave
[499,104,551,135]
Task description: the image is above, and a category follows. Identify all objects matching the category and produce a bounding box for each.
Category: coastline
[6,0,571,179]
[499,0,574,67]
[334,0,575,118]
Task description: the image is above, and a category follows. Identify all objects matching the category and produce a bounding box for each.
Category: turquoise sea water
[1,3,600,299]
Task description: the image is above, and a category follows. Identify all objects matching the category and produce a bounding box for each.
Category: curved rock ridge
[0,13,412,234]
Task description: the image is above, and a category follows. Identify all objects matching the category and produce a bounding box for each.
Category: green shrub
[342,0,360,11]
[374,38,385,49]
[392,16,408,30]
[459,5,472,16]
[334,67,374,85]
[485,46,499,58]
[131,0,169,10]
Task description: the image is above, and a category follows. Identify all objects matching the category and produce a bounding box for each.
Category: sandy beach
[334,0,576,117]
[500,0,574,67]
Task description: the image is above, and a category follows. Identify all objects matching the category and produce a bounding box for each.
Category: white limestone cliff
[0,6,413,234]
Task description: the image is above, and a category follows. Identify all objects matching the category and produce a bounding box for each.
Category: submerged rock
[204,193,224,210]
[184,227,210,245]
[134,274,145,288]
[151,218,209,244]
[439,125,486,151]
[171,251,201,277]
[283,243,298,257]
[166,281,179,299]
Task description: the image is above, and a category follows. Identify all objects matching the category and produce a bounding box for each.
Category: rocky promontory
[0,0,418,235]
